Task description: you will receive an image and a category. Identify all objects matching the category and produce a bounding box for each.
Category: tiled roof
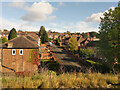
[1,36,39,49]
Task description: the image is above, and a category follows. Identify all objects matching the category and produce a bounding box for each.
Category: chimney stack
[8,42,13,48]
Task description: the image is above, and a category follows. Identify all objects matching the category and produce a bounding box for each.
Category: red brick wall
[2,49,38,73]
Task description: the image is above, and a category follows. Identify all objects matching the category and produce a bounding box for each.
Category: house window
[12,49,16,55]
[19,49,23,55]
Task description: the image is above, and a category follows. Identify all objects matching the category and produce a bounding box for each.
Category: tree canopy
[66,31,71,35]
[39,26,48,43]
[39,26,45,37]
[8,28,17,40]
[0,37,8,44]
[69,36,78,52]
[98,4,120,67]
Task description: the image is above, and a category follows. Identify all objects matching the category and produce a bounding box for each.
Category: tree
[81,32,88,38]
[98,4,120,67]
[3,29,8,32]
[0,37,8,44]
[69,36,78,52]
[38,26,45,37]
[41,31,48,43]
[66,31,71,35]
[8,28,17,40]
[79,48,94,59]
[89,32,96,38]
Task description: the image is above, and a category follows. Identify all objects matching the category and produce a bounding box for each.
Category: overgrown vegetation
[2,70,119,88]
[28,49,39,66]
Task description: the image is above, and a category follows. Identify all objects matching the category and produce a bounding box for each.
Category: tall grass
[2,70,119,88]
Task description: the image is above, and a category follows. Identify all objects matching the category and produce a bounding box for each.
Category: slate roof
[0,36,39,49]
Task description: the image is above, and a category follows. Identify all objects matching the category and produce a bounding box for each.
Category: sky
[0,0,119,33]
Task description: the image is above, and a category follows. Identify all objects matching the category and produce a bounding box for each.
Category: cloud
[86,6,115,23]
[48,21,98,33]
[75,21,99,32]
[50,23,57,26]
[86,13,103,23]
[0,18,39,31]
[21,2,56,22]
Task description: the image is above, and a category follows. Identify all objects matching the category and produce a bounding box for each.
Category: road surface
[51,44,85,72]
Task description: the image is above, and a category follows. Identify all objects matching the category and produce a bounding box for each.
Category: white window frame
[12,49,16,55]
[19,49,23,55]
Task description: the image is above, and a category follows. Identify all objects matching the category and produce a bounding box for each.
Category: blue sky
[0,1,119,33]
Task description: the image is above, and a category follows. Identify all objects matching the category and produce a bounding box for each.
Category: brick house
[0,36,39,74]
[40,43,52,60]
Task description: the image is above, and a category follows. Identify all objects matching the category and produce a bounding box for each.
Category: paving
[51,44,84,72]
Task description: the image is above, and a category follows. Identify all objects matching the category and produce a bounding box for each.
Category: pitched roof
[1,36,39,49]
[80,38,90,44]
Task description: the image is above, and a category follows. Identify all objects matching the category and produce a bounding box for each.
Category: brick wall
[2,49,38,73]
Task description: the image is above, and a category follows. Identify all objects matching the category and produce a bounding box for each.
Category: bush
[79,48,94,59]
[86,60,112,73]
[48,61,60,71]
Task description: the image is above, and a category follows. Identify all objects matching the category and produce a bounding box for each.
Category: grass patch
[2,70,119,88]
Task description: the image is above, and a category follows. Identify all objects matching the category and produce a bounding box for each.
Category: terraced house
[0,36,40,74]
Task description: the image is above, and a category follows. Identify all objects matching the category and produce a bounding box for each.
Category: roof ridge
[22,36,38,47]
[27,34,38,40]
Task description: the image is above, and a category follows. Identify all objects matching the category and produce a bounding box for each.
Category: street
[51,44,83,72]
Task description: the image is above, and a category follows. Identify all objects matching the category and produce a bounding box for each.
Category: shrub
[79,48,94,59]
[86,60,112,73]
[48,61,60,71]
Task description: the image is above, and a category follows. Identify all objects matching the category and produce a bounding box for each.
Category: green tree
[8,28,17,40]
[81,32,88,38]
[41,31,48,43]
[39,26,45,37]
[3,29,8,32]
[79,48,94,59]
[69,36,78,52]
[89,32,96,38]
[66,31,71,35]
[0,37,8,44]
[98,4,120,67]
